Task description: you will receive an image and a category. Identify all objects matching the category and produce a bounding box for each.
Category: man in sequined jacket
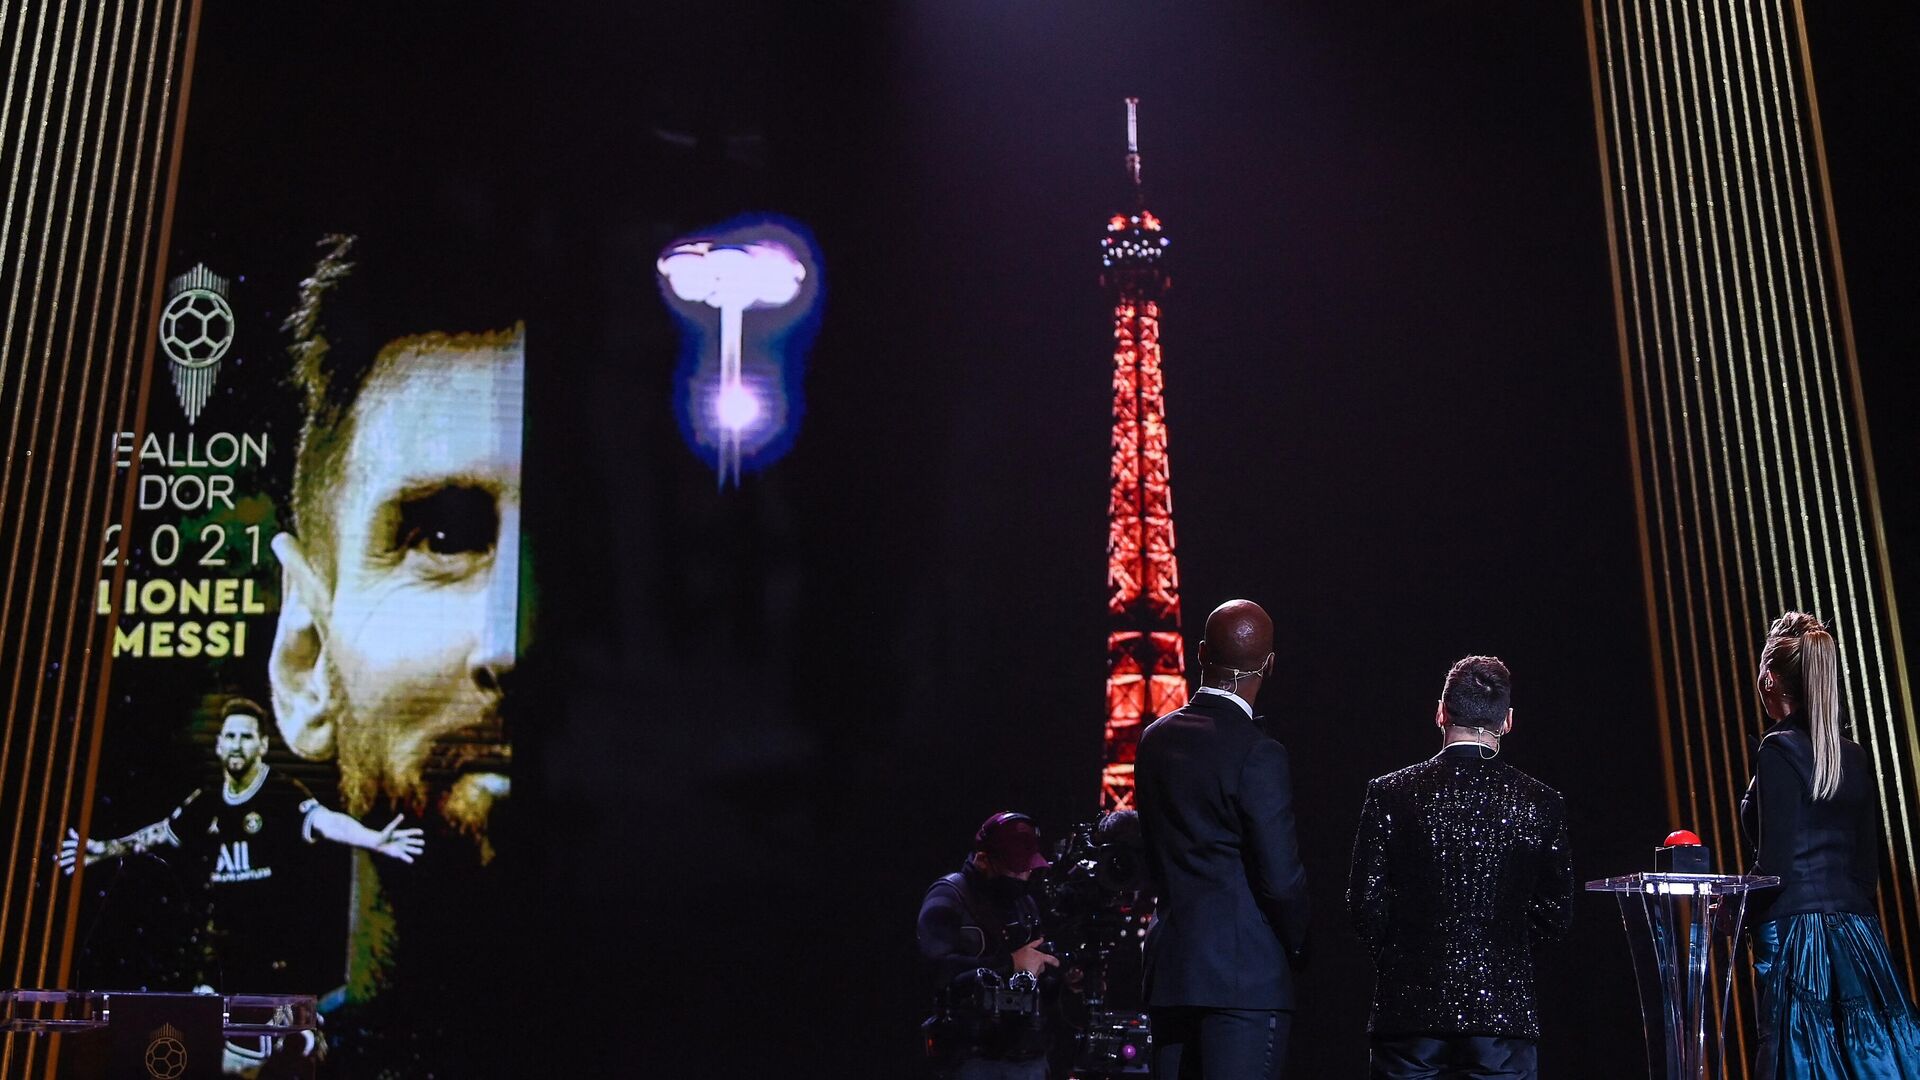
[1347,655,1573,1080]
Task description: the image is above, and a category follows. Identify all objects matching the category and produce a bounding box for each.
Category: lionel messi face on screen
[268,237,523,863]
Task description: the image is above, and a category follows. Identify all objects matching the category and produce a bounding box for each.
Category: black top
[166,768,343,993]
[1135,692,1310,1010]
[916,861,1052,1062]
[917,859,1045,991]
[1739,715,1881,923]
[1347,744,1573,1039]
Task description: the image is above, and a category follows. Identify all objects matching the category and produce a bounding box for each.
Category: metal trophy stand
[2,989,317,1079]
[1585,873,1778,1080]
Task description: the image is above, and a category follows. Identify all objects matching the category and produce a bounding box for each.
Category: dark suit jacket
[1135,691,1310,1010]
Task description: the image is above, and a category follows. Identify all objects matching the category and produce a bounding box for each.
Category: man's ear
[1434,701,1448,730]
[269,532,336,760]
[1501,708,1514,736]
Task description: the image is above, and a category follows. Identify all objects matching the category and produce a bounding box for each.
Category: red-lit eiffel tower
[1099,98,1187,813]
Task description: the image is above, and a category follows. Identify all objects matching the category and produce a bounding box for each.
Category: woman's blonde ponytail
[1802,627,1841,800]
[1762,612,1843,800]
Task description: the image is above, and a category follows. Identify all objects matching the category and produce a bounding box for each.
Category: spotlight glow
[715,381,761,431]
[654,217,823,488]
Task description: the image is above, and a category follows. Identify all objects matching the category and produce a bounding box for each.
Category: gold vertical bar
[32,0,137,1024]
[39,11,162,1070]
[1662,0,1747,888]
[21,0,115,1001]
[4,0,98,999]
[1731,0,1808,611]
[1635,0,1720,849]
[0,0,53,310]
[1681,0,1766,787]
[0,0,74,971]
[53,0,201,1024]
[1586,0,1683,827]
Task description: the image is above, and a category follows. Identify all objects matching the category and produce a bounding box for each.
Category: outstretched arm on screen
[56,819,177,873]
[309,810,426,863]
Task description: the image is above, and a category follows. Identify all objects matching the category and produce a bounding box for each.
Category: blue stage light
[655,216,823,487]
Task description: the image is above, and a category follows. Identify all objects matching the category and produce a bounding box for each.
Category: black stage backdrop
[166,1,1920,1075]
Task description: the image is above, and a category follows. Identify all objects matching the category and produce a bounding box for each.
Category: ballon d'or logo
[158,263,235,426]
[143,1022,188,1079]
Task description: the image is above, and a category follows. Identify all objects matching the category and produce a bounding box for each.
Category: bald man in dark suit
[1135,599,1310,1080]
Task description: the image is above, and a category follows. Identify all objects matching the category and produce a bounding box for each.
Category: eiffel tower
[1098,98,1188,812]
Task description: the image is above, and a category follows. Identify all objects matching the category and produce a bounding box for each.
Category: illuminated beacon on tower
[1099,97,1186,812]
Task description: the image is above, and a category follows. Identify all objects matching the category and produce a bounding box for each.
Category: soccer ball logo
[143,1033,188,1079]
[159,263,235,425]
[159,287,235,370]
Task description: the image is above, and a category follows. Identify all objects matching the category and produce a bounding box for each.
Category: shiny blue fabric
[1752,913,1920,1079]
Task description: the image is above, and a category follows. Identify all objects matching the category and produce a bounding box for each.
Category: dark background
[165,1,1919,1074]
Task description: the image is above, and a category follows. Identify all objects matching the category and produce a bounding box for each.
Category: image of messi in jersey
[61,697,425,992]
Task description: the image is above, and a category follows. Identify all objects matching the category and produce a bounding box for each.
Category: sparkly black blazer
[1347,744,1574,1039]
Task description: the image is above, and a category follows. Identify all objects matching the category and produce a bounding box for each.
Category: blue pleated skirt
[1752,912,1920,1079]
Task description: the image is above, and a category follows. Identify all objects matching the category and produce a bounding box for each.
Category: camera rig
[1032,811,1153,1078]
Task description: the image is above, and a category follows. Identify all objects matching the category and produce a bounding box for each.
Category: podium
[1585,873,1778,1080]
[1,990,317,1079]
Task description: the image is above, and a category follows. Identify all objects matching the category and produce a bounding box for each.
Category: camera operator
[918,812,1062,1079]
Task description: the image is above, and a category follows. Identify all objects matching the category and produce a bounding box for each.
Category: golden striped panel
[1584,0,1920,1071]
[0,1,201,1075]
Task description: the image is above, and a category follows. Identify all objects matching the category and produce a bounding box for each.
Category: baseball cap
[974,811,1051,873]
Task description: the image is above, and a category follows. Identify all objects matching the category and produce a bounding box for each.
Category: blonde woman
[1741,612,1920,1078]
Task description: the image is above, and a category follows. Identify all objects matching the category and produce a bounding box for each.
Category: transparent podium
[2,990,316,1079]
[1586,873,1778,1080]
